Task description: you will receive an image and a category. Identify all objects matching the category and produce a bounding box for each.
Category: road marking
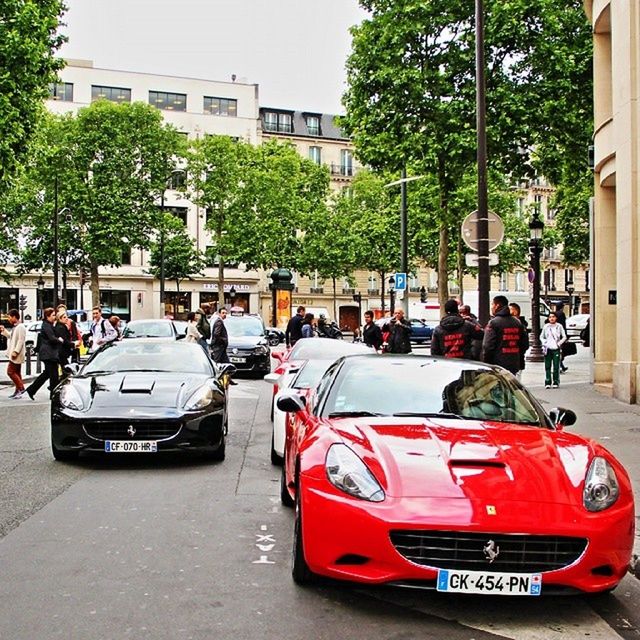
[252,524,276,565]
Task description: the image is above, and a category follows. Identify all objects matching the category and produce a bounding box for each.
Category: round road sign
[461,210,505,252]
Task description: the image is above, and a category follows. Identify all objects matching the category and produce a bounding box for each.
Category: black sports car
[51,339,235,462]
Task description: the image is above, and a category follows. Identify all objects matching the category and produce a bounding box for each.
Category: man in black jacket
[481,296,525,375]
[362,310,383,350]
[431,299,482,359]
[385,309,412,354]
[210,308,230,363]
[25,307,63,400]
[285,306,305,347]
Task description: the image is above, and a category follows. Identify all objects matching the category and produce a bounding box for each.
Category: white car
[24,321,42,349]
[566,313,589,340]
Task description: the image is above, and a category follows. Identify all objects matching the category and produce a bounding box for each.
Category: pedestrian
[459,304,484,360]
[431,299,482,359]
[54,309,74,369]
[88,306,118,352]
[195,302,212,351]
[481,295,526,376]
[185,311,202,344]
[554,303,569,372]
[385,309,412,354]
[0,309,26,399]
[108,315,123,340]
[285,305,305,347]
[362,310,383,351]
[540,312,567,389]
[210,308,230,364]
[580,317,590,347]
[25,308,63,400]
[301,313,315,338]
[509,302,531,381]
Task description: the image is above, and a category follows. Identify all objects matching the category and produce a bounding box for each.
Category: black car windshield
[123,321,174,338]
[83,341,213,375]
[321,356,545,426]
[225,315,265,337]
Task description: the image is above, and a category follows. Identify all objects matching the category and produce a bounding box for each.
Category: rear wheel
[292,491,315,584]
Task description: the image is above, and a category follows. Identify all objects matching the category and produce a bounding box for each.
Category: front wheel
[292,492,315,584]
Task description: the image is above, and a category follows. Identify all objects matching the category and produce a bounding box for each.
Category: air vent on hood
[120,376,156,394]
[448,459,505,469]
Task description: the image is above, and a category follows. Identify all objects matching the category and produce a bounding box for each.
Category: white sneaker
[545,385,551,389]
[552,384,559,388]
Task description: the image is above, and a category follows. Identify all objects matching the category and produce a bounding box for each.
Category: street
[1,346,640,639]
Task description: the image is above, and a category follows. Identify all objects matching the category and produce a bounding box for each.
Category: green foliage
[0,0,66,187]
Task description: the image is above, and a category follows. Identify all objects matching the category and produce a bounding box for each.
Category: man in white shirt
[89,306,118,351]
[0,309,26,398]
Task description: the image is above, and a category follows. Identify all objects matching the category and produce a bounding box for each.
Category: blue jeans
[544,349,561,386]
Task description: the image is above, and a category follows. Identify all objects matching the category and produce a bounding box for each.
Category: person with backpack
[88,306,118,352]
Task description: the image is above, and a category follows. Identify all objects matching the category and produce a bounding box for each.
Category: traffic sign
[465,253,499,267]
[461,211,505,252]
[394,272,407,291]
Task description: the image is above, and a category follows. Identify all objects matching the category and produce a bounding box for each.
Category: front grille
[83,420,182,441]
[390,530,587,573]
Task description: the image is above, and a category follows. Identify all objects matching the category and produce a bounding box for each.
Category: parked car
[51,339,234,462]
[122,319,186,340]
[224,314,271,376]
[278,354,634,593]
[566,314,590,341]
[375,317,433,344]
[24,321,43,349]
[265,326,286,346]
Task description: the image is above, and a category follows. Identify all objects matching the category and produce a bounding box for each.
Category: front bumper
[51,406,225,456]
[226,350,270,373]
[299,475,635,593]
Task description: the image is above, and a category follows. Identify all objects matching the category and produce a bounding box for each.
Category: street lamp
[229,285,236,308]
[388,275,396,316]
[526,211,545,362]
[566,279,575,315]
[36,276,45,318]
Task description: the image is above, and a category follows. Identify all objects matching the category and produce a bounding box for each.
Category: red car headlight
[583,456,620,512]
[325,444,385,503]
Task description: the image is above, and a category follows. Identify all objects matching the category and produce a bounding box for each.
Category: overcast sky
[58,0,367,114]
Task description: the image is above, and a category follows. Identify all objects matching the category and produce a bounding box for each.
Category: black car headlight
[59,385,85,411]
[253,344,269,356]
[326,444,385,502]
[583,456,620,512]
[183,384,214,411]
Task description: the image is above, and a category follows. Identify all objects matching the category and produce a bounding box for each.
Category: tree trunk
[90,260,100,309]
[457,235,464,303]
[217,258,224,311]
[332,277,337,320]
[380,271,386,315]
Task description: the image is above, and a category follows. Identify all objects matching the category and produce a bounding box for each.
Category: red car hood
[334,418,592,504]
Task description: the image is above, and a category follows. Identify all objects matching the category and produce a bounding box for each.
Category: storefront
[162,292,192,320]
[200,283,252,312]
[100,290,131,321]
[0,287,19,320]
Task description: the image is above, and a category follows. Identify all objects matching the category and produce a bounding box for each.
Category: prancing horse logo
[127,425,136,437]
[483,539,500,563]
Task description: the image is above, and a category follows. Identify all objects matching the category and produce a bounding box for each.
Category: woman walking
[25,308,63,400]
[540,312,567,389]
[55,308,74,369]
[185,311,202,344]
[301,313,316,338]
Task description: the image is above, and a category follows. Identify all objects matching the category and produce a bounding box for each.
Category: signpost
[394,272,407,291]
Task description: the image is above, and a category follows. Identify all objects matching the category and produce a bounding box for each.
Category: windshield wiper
[328,410,386,418]
[392,411,470,420]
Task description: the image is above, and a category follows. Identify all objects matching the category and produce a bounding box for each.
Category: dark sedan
[225,314,271,376]
[51,340,234,462]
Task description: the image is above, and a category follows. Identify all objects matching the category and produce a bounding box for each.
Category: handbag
[561,341,577,357]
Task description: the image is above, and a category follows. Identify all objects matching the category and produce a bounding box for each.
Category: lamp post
[229,285,236,308]
[566,280,575,315]
[36,276,45,319]
[388,275,396,316]
[526,211,545,362]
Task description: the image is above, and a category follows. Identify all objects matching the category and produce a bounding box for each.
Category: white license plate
[105,440,157,453]
[437,569,541,596]
[230,356,246,363]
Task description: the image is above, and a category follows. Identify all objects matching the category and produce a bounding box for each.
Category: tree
[147,213,206,293]
[0,0,66,188]
[14,102,185,307]
[342,0,593,307]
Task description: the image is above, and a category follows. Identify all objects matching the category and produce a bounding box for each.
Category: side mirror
[549,407,577,430]
[176,333,186,340]
[217,363,237,378]
[63,363,81,376]
[277,393,307,413]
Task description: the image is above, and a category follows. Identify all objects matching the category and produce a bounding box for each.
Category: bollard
[25,347,32,376]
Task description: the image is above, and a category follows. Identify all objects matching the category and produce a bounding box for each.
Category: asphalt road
[1,350,640,639]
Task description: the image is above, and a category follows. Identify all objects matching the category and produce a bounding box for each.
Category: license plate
[437,569,541,596]
[105,440,157,453]
[230,356,246,363]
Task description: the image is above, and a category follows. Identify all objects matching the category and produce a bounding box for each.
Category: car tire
[51,440,78,462]
[292,491,315,585]
[271,432,283,466]
[280,463,294,507]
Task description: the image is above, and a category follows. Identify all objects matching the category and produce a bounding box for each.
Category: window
[91,85,131,103]
[167,170,186,190]
[149,91,187,112]
[203,96,237,117]
[340,149,353,176]
[160,206,188,225]
[585,269,590,292]
[499,273,508,291]
[121,249,131,265]
[516,197,525,218]
[49,82,73,102]
[544,269,556,291]
[263,111,292,133]
[367,273,378,295]
[514,271,525,292]
[308,146,321,165]
[564,269,574,289]
[306,115,321,136]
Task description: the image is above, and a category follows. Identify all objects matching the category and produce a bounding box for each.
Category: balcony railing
[342,287,355,295]
[329,163,357,177]
[310,287,324,294]
[367,288,380,296]
[409,286,421,293]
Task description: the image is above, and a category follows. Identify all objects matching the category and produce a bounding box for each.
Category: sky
[58,0,368,115]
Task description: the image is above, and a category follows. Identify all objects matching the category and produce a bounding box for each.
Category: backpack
[33,330,43,355]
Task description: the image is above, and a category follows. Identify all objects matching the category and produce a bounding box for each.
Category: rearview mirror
[277,393,306,413]
[549,407,577,430]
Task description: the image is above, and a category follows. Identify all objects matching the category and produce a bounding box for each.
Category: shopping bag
[561,341,577,357]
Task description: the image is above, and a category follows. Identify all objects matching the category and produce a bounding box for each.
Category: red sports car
[277,354,635,595]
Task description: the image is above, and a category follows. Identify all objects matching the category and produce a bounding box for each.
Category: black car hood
[227,336,268,349]
[68,372,211,411]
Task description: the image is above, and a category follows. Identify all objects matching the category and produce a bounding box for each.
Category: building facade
[584,0,638,402]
